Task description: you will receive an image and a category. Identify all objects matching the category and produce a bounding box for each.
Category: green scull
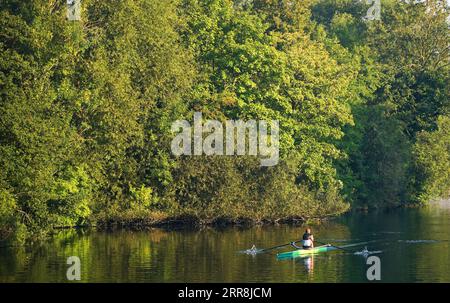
[277,244,335,259]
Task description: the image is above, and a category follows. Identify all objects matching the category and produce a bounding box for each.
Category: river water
[1,205,449,282]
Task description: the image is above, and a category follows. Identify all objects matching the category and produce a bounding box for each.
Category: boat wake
[339,240,378,248]
[320,239,355,243]
[398,239,440,244]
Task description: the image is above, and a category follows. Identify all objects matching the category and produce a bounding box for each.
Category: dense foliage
[1,0,449,242]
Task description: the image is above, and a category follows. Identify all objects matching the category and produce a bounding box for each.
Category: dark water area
[1,205,449,282]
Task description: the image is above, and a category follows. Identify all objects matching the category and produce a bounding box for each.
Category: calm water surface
[1,206,449,282]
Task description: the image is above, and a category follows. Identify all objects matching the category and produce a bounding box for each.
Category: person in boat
[291,228,315,249]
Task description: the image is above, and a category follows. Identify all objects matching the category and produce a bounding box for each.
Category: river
[1,205,449,282]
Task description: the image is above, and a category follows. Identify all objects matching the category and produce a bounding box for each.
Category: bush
[47,165,93,227]
[0,189,26,244]
[168,156,349,222]
[412,116,450,203]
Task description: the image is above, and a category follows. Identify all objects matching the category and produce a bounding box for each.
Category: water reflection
[0,206,449,282]
[303,257,314,276]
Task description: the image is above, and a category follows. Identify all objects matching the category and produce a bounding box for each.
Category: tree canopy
[1,0,449,242]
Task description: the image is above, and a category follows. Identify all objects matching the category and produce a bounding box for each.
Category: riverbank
[91,198,449,230]
[3,196,445,244]
[68,200,441,231]
[89,210,340,230]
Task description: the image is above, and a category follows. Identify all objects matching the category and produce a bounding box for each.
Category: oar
[315,240,354,253]
[259,240,302,253]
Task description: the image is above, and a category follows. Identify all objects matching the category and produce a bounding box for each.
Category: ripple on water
[398,240,440,244]
[353,246,383,257]
[241,245,261,255]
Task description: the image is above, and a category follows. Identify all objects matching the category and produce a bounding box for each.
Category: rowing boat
[276,244,335,259]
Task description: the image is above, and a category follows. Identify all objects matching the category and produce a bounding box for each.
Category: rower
[291,228,315,249]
